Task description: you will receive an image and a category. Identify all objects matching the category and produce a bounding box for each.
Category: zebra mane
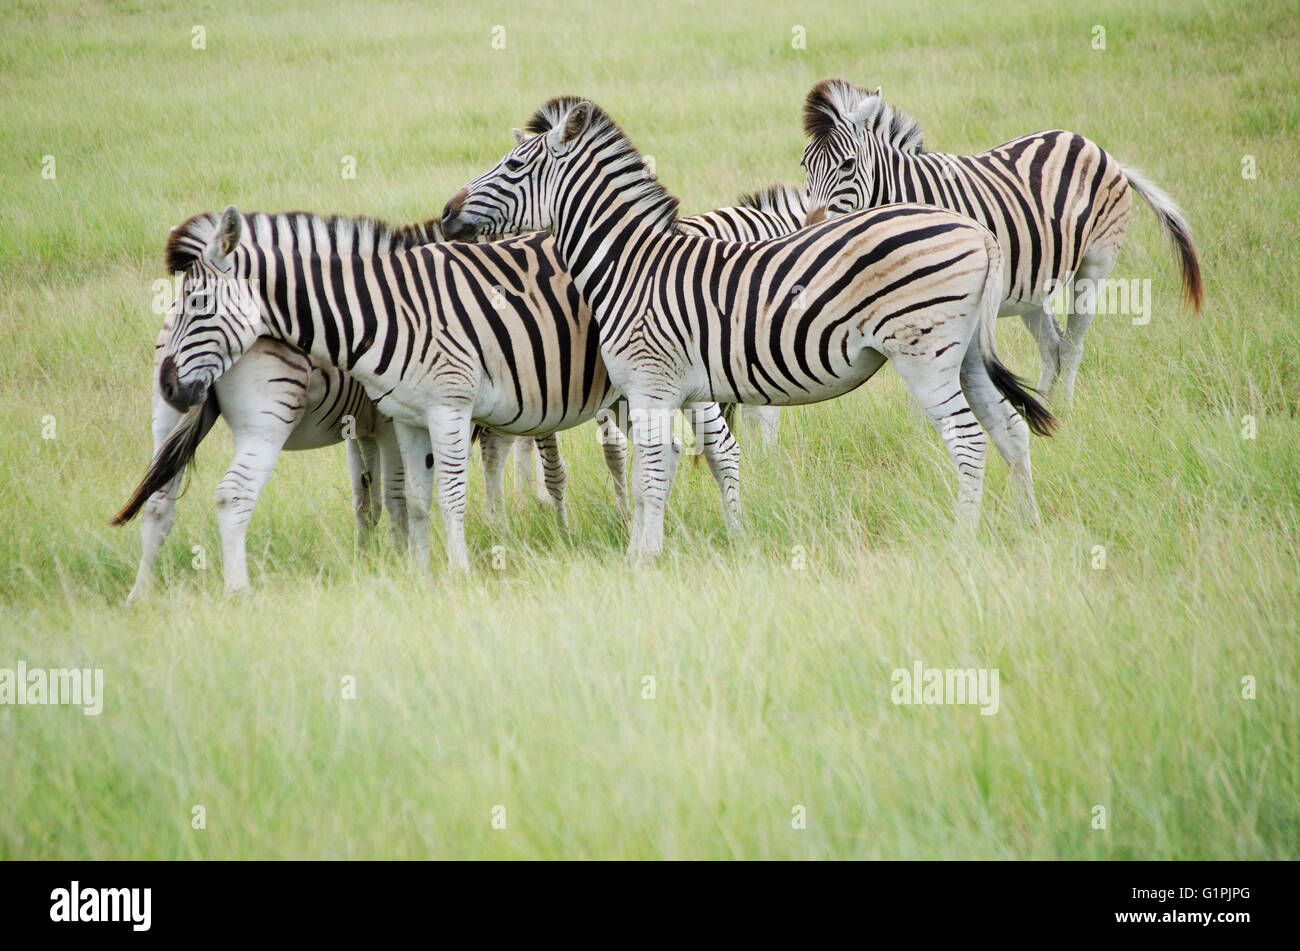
[163,210,445,273]
[526,96,681,232]
[736,183,806,213]
[164,212,220,273]
[802,79,924,153]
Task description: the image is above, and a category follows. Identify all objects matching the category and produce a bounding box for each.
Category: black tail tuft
[110,394,220,525]
[1123,165,1204,315]
[987,359,1057,437]
[1171,218,1204,314]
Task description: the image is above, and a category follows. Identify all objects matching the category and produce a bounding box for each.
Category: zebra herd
[113,79,1203,600]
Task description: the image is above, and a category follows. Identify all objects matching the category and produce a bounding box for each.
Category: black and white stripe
[153,206,739,571]
[679,185,812,445]
[442,98,1055,557]
[117,211,627,596]
[112,212,445,601]
[800,79,1204,405]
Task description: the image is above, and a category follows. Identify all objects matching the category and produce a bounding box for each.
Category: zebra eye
[186,289,212,314]
[839,157,857,174]
[505,157,526,172]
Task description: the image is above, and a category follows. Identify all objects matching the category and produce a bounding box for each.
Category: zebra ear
[559,101,593,145]
[512,128,528,145]
[205,205,243,263]
[848,99,875,130]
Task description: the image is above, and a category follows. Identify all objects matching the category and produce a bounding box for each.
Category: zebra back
[157,211,446,345]
[800,79,1139,305]
[677,184,808,242]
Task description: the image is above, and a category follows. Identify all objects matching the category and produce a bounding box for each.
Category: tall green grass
[0,0,1295,858]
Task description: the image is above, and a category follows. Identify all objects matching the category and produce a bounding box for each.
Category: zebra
[506,180,812,462]
[678,184,811,447]
[152,206,742,572]
[440,97,1056,558]
[113,211,633,598]
[112,334,407,605]
[798,79,1204,407]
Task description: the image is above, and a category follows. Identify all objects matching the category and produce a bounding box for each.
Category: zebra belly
[212,340,320,444]
[701,345,884,407]
[469,374,619,437]
[284,370,377,450]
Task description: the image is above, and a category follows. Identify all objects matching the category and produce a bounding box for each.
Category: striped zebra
[799,79,1204,406]
[441,98,1055,557]
[679,184,811,447]
[506,181,812,462]
[113,334,407,604]
[151,207,742,572]
[113,211,633,597]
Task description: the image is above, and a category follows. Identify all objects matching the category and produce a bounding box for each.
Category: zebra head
[158,205,264,412]
[800,79,924,227]
[442,98,598,241]
[800,79,883,226]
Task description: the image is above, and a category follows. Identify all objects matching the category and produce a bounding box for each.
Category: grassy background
[1,0,1296,858]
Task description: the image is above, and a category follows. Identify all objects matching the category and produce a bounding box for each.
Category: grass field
[1,0,1296,859]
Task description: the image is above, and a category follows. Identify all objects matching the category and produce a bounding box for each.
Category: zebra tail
[974,231,1058,437]
[1123,165,1204,314]
[109,393,220,525]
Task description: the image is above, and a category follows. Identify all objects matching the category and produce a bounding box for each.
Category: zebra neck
[873,143,961,212]
[781,200,808,232]
[550,170,677,312]
[869,136,908,205]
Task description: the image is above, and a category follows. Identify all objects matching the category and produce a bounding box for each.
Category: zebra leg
[394,420,435,571]
[609,401,644,543]
[532,438,549,502]
[512,436,533,495]
[214,430,293,595]
[534,433,569,530]
[374,417,409,550]
[427,403,475,572]
[627,395,682,558]
[751,405,782,449]
[125,392,187,607]
[596,408,630,520]
[346,434,382,546]
[890,351,987,530]
[479,429,514,521]
[1057,252,1117,409]
[1019,303,1063,396]
[689,401,742,535]
[513,436,550,502]
[959,344,1040,526]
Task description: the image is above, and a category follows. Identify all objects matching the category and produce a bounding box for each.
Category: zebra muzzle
[441,189,474,240]
[159,355,209,412]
